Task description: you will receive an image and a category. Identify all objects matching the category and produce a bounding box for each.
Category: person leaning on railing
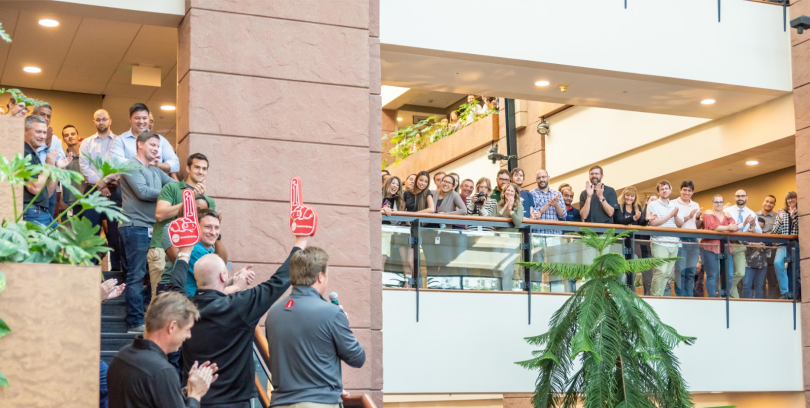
[614,186,646,290]
[699,195,738,298]
[381,176,410,277]
[771,190,799,299]
[466,177,497,231]
[422,174,468,276]
[403,171,434,213]
[495,183,524,228]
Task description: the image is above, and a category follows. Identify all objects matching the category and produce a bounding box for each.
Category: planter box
[386,113,499,178]
[0,263,101,408]
[0,115,24,223]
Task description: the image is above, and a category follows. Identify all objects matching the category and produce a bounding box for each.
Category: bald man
[80,109,124,269]
[170,210,308,407]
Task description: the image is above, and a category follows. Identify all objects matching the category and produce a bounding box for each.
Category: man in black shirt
[22,115,58,226]
[108,292,218,408]
[578,165,619,224]
[170,225,308,407]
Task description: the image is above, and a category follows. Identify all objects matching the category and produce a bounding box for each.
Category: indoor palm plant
[516,228,695,408]
[0,153,134,386]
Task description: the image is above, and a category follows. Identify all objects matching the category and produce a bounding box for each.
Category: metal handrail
[381,211,800,329]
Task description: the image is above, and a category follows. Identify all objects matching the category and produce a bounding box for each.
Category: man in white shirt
[647,180,684,296]
[674,181,702,297]
[110,103,180,179]
[80,109,123,269]
[724,190,761,298]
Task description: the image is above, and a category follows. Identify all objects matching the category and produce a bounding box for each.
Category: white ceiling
[381,46,789,120]
[0,8,177,142]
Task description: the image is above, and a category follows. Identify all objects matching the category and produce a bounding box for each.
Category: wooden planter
[0,262,101,408]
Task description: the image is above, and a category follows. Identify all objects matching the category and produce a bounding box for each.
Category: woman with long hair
[772,191,799,299]
[496,183,524,227]
[636,194,658,295]
[615,186,644,226]
[381,176,407,274]
[466,177,496,216]
[700,195,738,297]
[403,171,435,213]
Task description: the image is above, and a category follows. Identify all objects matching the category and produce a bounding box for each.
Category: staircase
[101,270,137,364]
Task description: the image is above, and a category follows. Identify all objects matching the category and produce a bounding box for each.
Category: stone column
[177,1,382,405]
[791,1,810,406]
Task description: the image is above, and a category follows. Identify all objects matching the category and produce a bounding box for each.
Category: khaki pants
[730,244,747,298]
[147,247,166,298]
[275,404,341,408]
[650,244,679,296]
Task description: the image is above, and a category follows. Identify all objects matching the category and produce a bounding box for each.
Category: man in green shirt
[148,153,215,298]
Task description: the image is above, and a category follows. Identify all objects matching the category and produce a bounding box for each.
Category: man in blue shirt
[180,210,241,296]
[559,185,582,222]
[111,103,180,179]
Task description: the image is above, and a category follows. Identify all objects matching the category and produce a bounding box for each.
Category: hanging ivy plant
[382,101,496,168]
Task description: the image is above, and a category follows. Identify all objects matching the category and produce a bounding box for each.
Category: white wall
[381,0,791,91]
[383,290,802,393]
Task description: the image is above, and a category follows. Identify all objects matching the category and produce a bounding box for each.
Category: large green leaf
[78,191,129,223]
[588,253,627,278]
[58,217,108,264]
[0,371,7,387]
[0,317,9,338]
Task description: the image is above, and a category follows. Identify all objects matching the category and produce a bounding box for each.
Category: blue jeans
[23,206,54,227]
[774,247,791,295]
[48,189,57,218]
[743,266,767,299]
[700,249,729,298]
[676,239,700,297]
[120,226,150,329]
[100,359,109,408]
[84,185,122,270]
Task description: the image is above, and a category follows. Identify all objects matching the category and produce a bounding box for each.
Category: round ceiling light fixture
[23,66,41,73]
[39,19,59,27]
[534,80,550,87]
[160,105,176,111]
[745,160,759,165]
[700,99,716,105]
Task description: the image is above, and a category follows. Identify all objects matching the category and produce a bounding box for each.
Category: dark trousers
[120,226,150,329]
[201,402,251,408]
[84,185,122,270]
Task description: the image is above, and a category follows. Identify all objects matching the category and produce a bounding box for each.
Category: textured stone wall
[790,1,810,406]
[0,263,101,407]
[177,1,382,405]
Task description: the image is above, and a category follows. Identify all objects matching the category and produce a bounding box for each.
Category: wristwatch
[600,197,606,203]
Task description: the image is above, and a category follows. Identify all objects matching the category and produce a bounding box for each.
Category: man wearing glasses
[80,109,123,269]
[724,190,762,298]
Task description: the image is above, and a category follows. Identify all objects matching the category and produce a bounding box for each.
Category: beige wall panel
[0,263,100,408]
[186,71,369,147]
[2,88,102,147]
[792,0,810,46]
[691,167,797,211]
[795,83,810,131]
[0,116,23,222]
[185,133,370,206]
[187,0,369,29]
[186,9,369,87]
[794,38,810,89]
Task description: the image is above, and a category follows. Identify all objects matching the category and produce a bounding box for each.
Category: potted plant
[0,152,134,397]
[516,228,695,408]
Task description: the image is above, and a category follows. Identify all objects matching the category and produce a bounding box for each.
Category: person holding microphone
[265,245,366,408]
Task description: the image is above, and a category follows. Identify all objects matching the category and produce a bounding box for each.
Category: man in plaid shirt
[529,169,567,235]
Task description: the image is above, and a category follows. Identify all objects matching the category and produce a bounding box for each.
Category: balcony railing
[381,211,800,329]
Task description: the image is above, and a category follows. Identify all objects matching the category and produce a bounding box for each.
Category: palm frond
[517,261,590,280]
[625,257,681,273]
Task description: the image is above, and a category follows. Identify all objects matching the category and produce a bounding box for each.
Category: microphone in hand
[329,292,339,306]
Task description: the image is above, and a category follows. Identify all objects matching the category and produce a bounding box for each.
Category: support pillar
[177,1,382,405]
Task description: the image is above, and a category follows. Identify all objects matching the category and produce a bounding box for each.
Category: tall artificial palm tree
[516,228,696,408]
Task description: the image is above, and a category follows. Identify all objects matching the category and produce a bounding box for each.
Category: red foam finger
[169,188,201,247]
[290,177,318,236]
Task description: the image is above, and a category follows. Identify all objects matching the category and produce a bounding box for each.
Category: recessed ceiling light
[160,105,176,111]
[38,19,59,27]
[701,99,716,105]
[535,80,550,87]
[396,117,403,121]
[746,160,759,165]
[23,66,41,73]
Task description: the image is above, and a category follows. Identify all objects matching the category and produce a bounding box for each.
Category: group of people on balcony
[380,165,800,300]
